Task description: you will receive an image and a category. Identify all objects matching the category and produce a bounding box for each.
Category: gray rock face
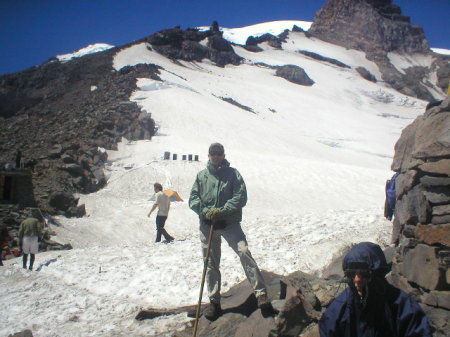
[308,0,448,101]
[309,0,428,53]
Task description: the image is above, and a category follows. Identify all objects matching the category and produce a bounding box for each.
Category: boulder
[276,65,315,86]
[48,191,78,212]
[355,66,377,82]
[207,34,243,67]
[60,163,84,176]
[7,330,33,337]
[48,144,63,158]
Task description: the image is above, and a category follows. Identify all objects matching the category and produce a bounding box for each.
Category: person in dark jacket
[189,143,272,319]
[319,242,431,337]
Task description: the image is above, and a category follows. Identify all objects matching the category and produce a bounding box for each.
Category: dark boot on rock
[203,302,221,320]
[257,294,277,316]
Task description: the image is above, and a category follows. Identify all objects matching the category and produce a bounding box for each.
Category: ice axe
[192,222,215,337]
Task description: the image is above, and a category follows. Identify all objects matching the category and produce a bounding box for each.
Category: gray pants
[199,220,267,304]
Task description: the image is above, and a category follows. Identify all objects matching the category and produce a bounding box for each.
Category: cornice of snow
[198,20,312,45]
[431,48,450,55]
[56,43,114,62]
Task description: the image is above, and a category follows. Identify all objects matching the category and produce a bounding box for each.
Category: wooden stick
[192,223,215,337]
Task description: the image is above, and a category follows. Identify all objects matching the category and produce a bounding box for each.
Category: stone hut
[0,169,35,208]
[389,96,450,336]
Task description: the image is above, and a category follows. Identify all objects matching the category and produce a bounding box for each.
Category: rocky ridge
[0,48,160,216]
[309,0,449,101]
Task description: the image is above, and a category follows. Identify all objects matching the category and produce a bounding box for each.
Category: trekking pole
[192,223,215,337]
[36,208,47,227]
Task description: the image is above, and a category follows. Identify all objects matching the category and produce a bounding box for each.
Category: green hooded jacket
[19,217,42,241]
[189,159,247,223]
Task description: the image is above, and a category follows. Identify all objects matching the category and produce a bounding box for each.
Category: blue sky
[0,0,449,75]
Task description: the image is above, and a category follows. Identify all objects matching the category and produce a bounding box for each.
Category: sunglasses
[344,269,372,279]
[209,151,224,156]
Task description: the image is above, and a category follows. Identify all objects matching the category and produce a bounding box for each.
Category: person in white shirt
[148,183,174,243]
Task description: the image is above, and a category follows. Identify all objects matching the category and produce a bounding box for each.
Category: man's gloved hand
[205,208,224,220]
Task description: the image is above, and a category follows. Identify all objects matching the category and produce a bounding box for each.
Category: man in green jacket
[19,213,43,270]
[189,143,271,319]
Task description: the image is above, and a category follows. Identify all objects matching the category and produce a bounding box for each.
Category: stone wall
[389,97,450,336]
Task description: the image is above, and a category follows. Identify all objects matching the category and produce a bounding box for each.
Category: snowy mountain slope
[0,22,430,337]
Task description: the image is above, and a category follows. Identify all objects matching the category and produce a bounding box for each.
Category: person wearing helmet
[319,242,431,337]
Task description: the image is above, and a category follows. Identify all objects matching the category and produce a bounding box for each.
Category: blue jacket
[319,242,431,337]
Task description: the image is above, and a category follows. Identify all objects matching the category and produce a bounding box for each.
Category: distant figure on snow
[19,212,44,271]
[189,142,273,320]
[148,183,174,243]
[319,242,431,337]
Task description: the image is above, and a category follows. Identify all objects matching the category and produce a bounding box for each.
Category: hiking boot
[257,294,273,311]
[203,302,221,320]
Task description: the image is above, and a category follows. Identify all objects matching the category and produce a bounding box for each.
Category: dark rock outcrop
[356,66,377,82]
[245,33,284,51]
[298,50,350,68]
[276,65,315,86]
[309,0,429,53]
[388,97,450,337]
[145,23,242,67]
[0,48,159,215]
